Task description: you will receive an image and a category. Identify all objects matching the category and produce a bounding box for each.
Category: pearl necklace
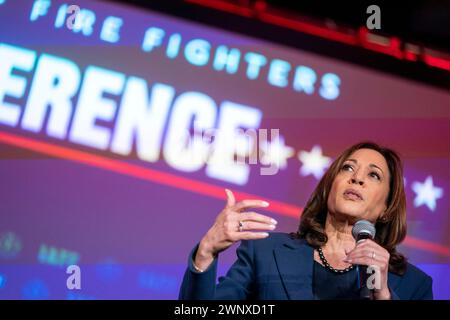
[317,247,355,274]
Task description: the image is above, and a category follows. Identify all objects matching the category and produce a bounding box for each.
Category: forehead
[346,148,389,171]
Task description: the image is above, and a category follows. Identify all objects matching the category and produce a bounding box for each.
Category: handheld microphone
[351,220,376,300]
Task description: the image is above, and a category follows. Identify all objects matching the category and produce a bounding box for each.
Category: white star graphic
[412,176,443,211]
[298,145,332,180]
[260,135,295,170]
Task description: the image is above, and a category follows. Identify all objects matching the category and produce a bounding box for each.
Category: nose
[350,170,364,186]
[351,177,364,186]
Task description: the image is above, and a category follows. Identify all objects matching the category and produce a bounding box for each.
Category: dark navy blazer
[179,232,433,300]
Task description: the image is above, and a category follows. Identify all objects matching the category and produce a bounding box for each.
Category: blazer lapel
[273,238,314,300]
[273,237,403,300]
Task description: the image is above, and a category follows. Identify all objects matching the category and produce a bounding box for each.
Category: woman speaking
[179,141,433,300]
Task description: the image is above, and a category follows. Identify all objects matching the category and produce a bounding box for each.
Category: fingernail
[262,201,269,207]
[271,219,278,225]
[261,232,269,237]
[269,224,276,230]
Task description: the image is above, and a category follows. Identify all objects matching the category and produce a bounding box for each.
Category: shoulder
[390,261,433,299]
[403,263,433,284]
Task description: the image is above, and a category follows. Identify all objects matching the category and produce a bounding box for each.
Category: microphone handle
[356,233,374,300]
[358,265,373,300]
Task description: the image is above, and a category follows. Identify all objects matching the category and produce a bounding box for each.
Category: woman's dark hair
[295,141,408,275]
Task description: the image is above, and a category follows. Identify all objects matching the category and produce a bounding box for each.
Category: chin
[334,204,364,219]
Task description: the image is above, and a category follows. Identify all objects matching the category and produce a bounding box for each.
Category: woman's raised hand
[194,189,277,271]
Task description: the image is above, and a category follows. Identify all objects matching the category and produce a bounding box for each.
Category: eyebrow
[346,158,384,174]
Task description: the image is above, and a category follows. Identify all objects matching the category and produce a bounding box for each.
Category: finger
[237,231,270,240]
[356,239,384,251]
[351,240,387,255]
[345,256,384,267]
[356,247,389,261]
[356,239,374,246]
[347,247,379,257]
[345,249,388,263]
[345,253,387,263]
[234,199,270,212]
[346,247,386,258]
[225,189,236,208]
[240,211,277,225]
[240,221,277,231]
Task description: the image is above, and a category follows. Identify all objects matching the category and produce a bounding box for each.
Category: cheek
[327,181,341,209]
[369,185,390,211]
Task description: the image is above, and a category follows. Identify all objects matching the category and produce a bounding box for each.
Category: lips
[343,188,363,200]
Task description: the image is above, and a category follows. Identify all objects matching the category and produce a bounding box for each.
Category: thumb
[224,189,236,207]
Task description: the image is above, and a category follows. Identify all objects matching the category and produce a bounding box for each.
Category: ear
[379,210,389,222]
[378,206,388,222]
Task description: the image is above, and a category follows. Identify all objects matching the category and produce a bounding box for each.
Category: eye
[370,172,381,180]
[342,164,353,171]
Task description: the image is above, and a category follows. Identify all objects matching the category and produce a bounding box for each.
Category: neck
[323,213,356,254]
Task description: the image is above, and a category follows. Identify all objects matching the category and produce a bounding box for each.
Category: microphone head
[352,220,376,240]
